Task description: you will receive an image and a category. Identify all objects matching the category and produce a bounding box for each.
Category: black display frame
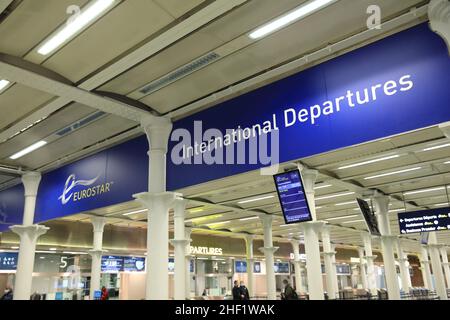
[356,198,381,236]
[273,169,313,225]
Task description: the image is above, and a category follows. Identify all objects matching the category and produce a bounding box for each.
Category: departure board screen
[398,207,450,234]
[273,170,312,224]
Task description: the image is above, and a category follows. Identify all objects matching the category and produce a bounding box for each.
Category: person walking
[281,279,298,300]
[1,285,13,300]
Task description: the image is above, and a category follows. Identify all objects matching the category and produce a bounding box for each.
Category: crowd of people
[232,280,250,300]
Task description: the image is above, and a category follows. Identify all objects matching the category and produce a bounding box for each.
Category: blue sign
[55,292,63,300]
[0,184,24,230]
[166,23,450,190]
[274,170,312,224]
[235,260,247,273]
[0,252,18,270]
[93,290,102,300]
[274,262,290,274]
[101,255,124,272]
[398,207,450,234]
[123,256,146,272]
[190,259,195,273]
[34,136,148,223]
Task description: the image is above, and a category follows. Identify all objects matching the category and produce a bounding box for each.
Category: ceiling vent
[138,52,221,96]
[56,111,106,137]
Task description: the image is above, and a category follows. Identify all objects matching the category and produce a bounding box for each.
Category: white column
[330,244,339,294]
[258,214,278,300]
[419,246,433,290]
[11,172,49,300]
[133,117,177,300]
[244,235,255,298]
[89,216,106,299]
[298,167,325,300]
[290,239,305,294]
[185,227,193,299]
[428,232,448,300]
[321,225,338,299]
[373,195,400,300]
[439,247,450,289]
[170,198,189,300]
[395,239,411,292]
[361,232,378,295]
[358,247,368,290]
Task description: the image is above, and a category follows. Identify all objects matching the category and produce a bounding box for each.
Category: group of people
[232,280,250,300]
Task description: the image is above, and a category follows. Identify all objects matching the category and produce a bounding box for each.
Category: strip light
[325,214,359,221]
[364,167,422,180]
[206,220,230,226]
[314,184,332,190]
[239,216,259,221]
[337,155,400,170]
[37,0,116,55]
[434,203,449,207]
[403,186,446,196]
[122,208,147,216]
[335,201,357,206]
[315,192,355,201]
[422,143,450,152]
[388,208,405,213]
[9,140,47,159]
[238,195,274,204]
[0,79,10,92]
[342,219,365,224]
[444,161,450,164]
[249,0,335,39]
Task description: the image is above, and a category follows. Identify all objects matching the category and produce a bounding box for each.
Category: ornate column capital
[21,171,41,197]
[91,216,106,233]
[10,224,48,240]
[141,116,173,153]
[428,0,450,53]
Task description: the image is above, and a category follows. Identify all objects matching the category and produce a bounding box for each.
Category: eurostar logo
[58,174,112,205]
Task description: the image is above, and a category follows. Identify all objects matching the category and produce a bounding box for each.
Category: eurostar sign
[58,174,113,205]
[190,246,223,255]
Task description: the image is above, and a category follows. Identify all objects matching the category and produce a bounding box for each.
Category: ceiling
[1,0,448,255]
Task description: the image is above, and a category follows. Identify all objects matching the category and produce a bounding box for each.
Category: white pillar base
[365,255,378,295]
[380,235,401,300]
[170,239,190,300]
[322,251,338,299]
[134,191,179,300]
[89,249,106,299]
[10,224,49,300]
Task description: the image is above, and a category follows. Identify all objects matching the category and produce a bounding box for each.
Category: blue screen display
[235,260,247,273]
[0,252,18,270]
[274,170,312,224]
[101,256,124,272]
[398,207,450,234]
[253,261,261,273]
[123,257,146,272]
[274,262,290,274]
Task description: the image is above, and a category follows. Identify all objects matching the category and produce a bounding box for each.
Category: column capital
[91,216,106,233]
[298,167,318,192]
[428,0,450,54]
[185,227,193,239]
[365,255,377,261]
[290,239,301,247]
[21,171,41,197]
[300,220,325,232]
[133,191,181,209]
[442,262,450,267]
[10,224,48,239]
[258,214,273,226]
[321,251,336,257]
[258,246,279,254]
[88,249,106,258]
[372,195,390,213]
[170,239,190,246]
[173,197,188,218]
[244,234,256,243]
[141,116,173,153]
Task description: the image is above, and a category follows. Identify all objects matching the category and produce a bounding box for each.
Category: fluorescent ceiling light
[337,155,400,170]
[403,186,445,196]
[249,0,335,39]
[0,79,10,91]
[388,208,405,213]
[189,207,204,213]
[206,220,230,226]
[316,192,355,201]
[239,216,259,221]
[314,184,332,190]
[49,248,57,251]
[326,214,359,221]
[280,224,290,227]
[63,251,88,255]
[37,0,116,55]
[10,246,19,249]
[342,219,365,224]
[364,167,422,180]
[122,209,147,216]
[187,214,223,223]
[422,143,450,152]
[9,140,47,160]
[434,203,449,207]
[444,161,450,164]
[238,195,274,204]
[335,201,357,206]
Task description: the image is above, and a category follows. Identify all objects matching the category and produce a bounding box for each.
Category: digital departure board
[357,198,381,236]
[101,256,124,272]
[123,256,146,272]
[398,207,450,234]
[235,260,247,273]
[0,252,18,270]
[273,170,312,224]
